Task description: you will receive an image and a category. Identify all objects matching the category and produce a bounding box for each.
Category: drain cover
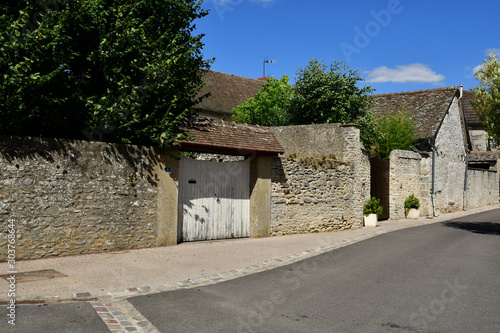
[0,269,68,283]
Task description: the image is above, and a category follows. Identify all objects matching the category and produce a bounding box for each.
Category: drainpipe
[428,138,437,217]
[464,152,469,211]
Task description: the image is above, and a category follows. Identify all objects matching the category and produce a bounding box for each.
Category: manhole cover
[0,269,68,283]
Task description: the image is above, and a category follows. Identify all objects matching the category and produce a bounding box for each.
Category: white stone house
[371,87,499,219]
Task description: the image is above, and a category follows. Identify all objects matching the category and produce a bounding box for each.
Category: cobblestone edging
[91,299,159,333]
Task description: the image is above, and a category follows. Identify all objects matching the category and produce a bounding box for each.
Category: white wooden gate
[178,158,250,242]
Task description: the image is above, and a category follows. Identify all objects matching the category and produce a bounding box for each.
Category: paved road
[129,209,500,332]
[0,302,109,333]
[2,209,499,332]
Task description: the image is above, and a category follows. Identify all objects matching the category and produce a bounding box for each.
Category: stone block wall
[469,128,499,152]
[466,168,499,209]
[269,124,369,235]
[342,125,371,223]
[388,150,429,219]
[271,157,356,235]
[0,136,160,260]
[419,157,433,217]
[270,124,343,158]
[389,150,421,219]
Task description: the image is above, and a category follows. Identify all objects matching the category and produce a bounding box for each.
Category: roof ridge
[204,69,265,83]
[371,86,458,97]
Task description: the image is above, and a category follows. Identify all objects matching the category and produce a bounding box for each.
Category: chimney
[460,84,463,98]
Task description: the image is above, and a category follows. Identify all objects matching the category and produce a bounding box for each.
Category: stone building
[371,87,499,219]
[461,90,499,152]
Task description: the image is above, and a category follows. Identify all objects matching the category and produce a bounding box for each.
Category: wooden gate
[370,157,390,220]
[178,158,250,242]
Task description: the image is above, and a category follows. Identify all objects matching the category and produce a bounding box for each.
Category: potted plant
[363,197,383,227]
[404,194,420,219]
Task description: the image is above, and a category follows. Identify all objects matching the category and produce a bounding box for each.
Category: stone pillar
[341,124,370,227]
[250,155,272,238]
[155,152,180,246]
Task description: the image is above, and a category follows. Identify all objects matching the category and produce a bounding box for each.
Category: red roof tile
[178,118,284,155]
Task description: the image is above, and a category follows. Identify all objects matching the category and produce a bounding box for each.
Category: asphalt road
[2,209,499,332]
[129,209,500,333]
[0,302,109,333]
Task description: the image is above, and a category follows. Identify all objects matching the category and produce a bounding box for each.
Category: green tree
[232,75,295,126]
[0,0,211,150]
[471,54,500,146]
[288,58,374,125]
[367,107,418,160]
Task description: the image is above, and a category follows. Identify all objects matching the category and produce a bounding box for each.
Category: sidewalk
[1,205,498,304]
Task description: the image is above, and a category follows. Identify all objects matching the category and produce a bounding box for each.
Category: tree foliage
[0,0,211,150]
[232,58,373,129]
[471,54,500,146]
[365,107,418,160]
[232,75,295,126]
[288,58,374,125]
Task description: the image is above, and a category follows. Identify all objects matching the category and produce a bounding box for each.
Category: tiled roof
[193,70,265,115]
[178,118,284,155]
[461,90,482,126]
[370,87,459,139]
[469,151,499,162]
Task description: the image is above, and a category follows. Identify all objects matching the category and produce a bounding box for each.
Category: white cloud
[366,63,445,84]
[485,48,500,56]
[473,64,483,74]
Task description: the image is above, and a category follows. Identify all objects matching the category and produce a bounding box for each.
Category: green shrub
[404,194,420,209]
[363,197,383,215]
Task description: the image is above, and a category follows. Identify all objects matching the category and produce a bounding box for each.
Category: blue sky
[196,0,499,95]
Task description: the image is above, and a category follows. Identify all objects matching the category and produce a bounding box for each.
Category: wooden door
[178,158,250,242]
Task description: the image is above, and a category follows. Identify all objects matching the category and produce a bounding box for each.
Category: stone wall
[342,125,371,223]
[270,124,343,158]
[388,150,430,219]
[433,95,467,214]
[271,157,355,235]
[269,124,369,235]
[469,127,499,152]
[466,168,499,209]
[0,136,160,260]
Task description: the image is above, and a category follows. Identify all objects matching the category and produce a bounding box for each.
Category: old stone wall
[469,127,499,152]
[270,124,343,158]
[342,125,371,224]
[433,95,467,214]
[466,168,499,209]
[271,157,355,235]
[388,150,430,219]
[269,124,369,235]
[0,136,160,260]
